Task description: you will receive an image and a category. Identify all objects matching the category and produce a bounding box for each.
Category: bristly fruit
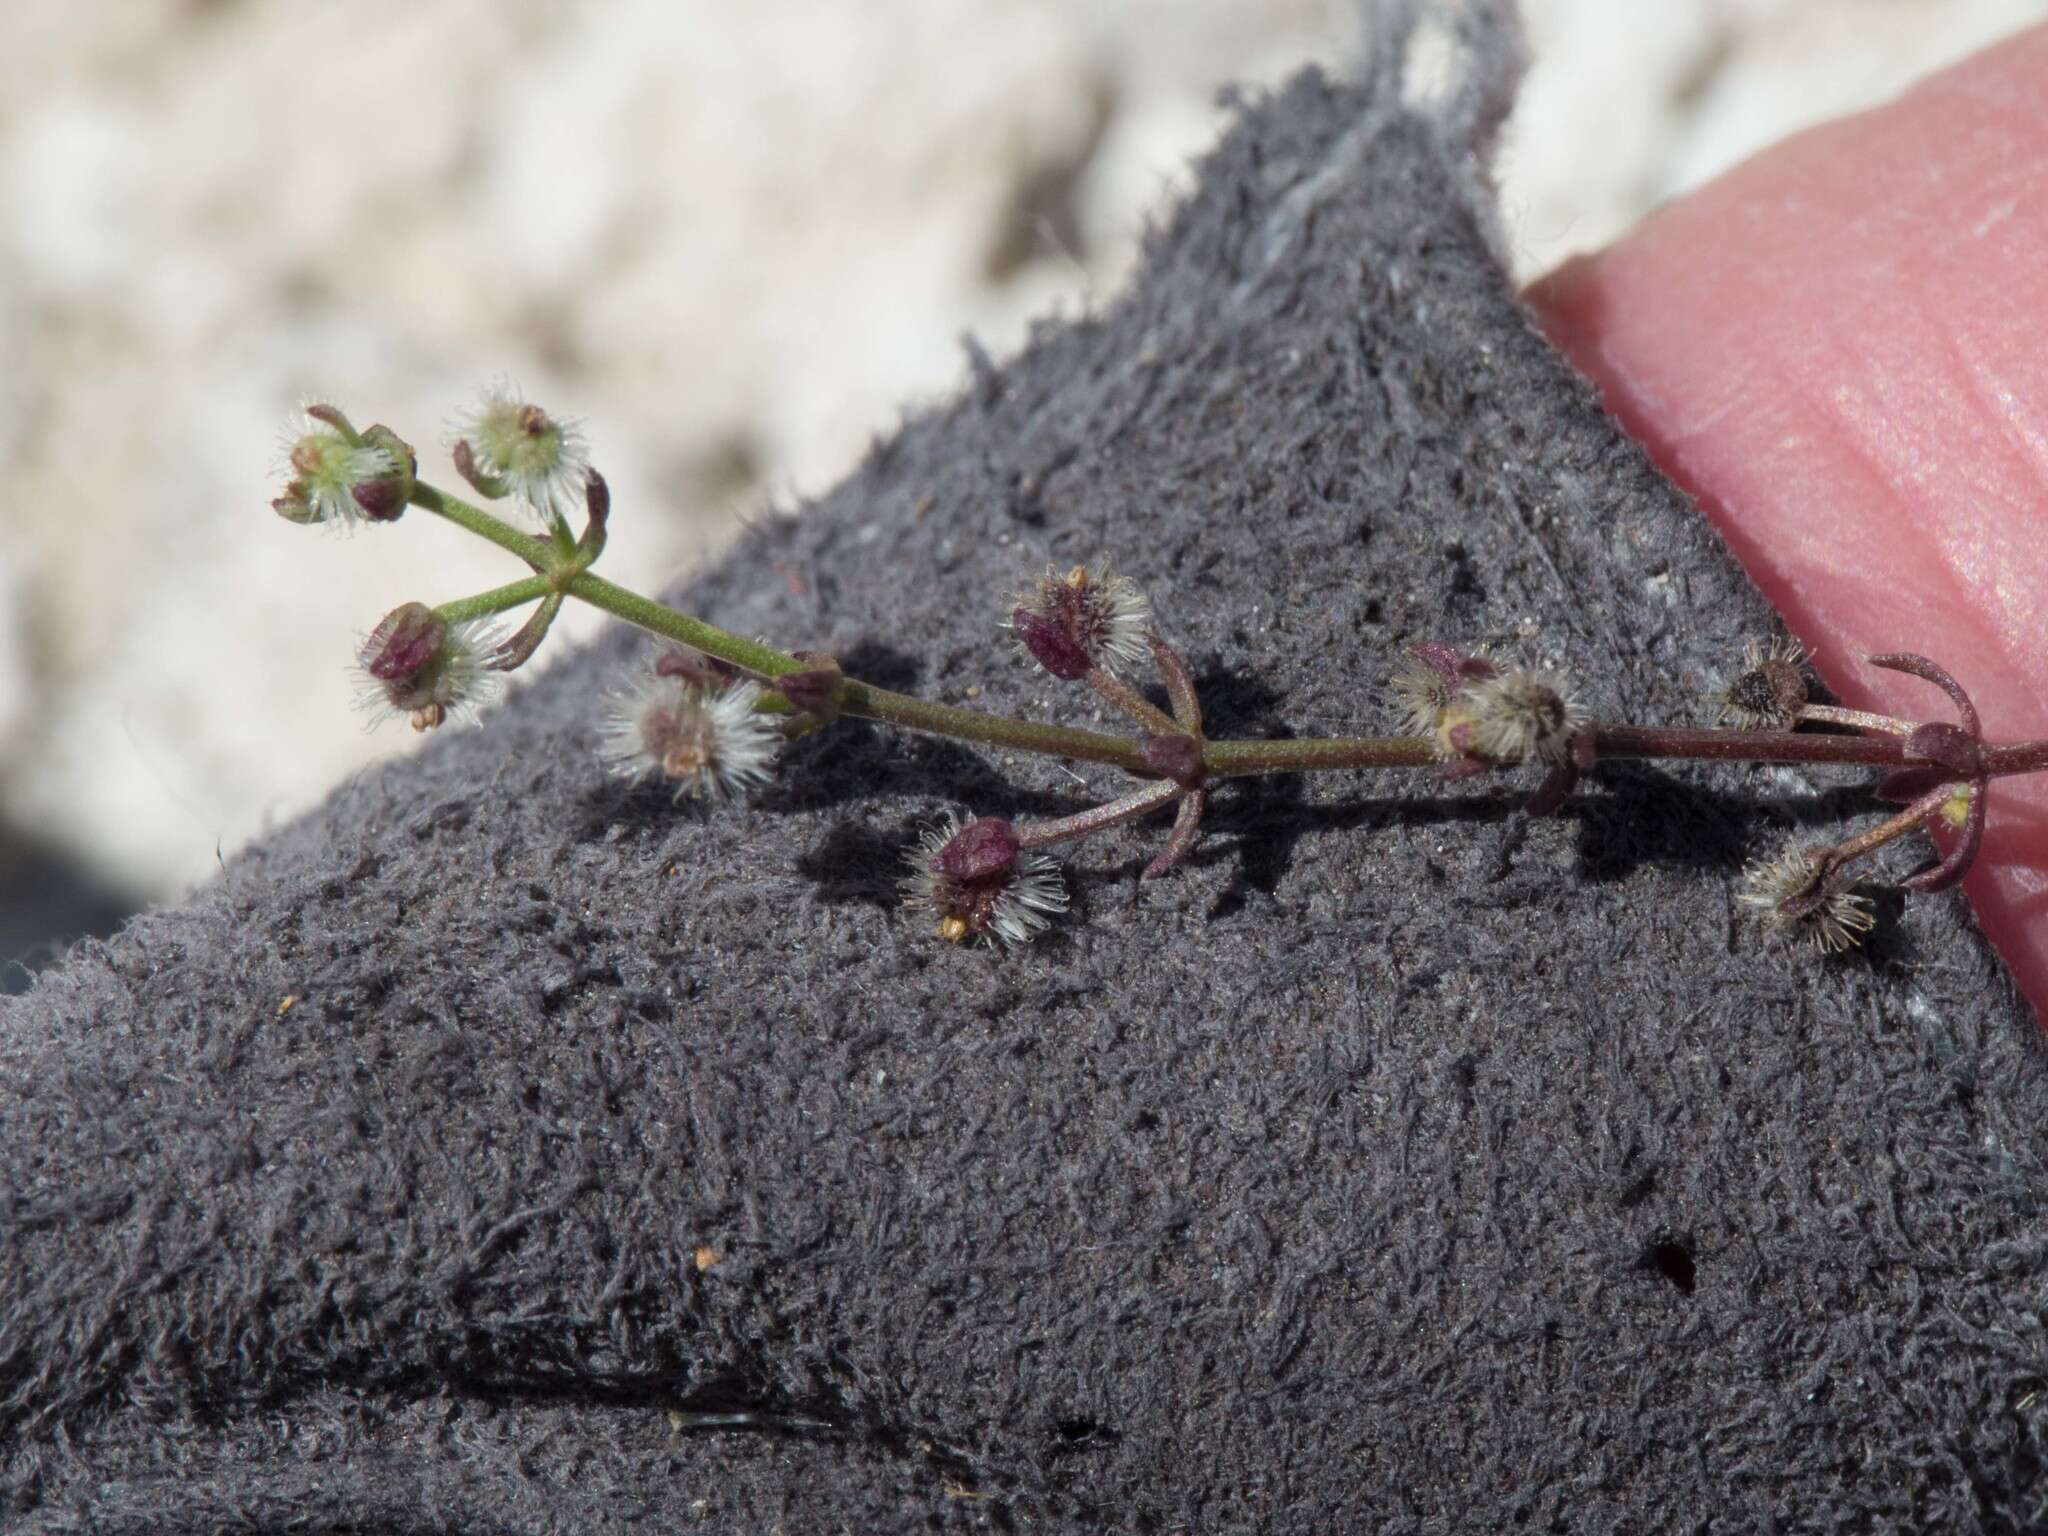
[901,814,1067,947]
[355,602,508,731]
[449,383,592,527]
[1716,637,1810,730]
[1404,646,1582,773]
[1738,843,1876,953]
[1009,561,1152,678]
[600,668,779,803]
[275,408,403,528]
[1461,667,1584,767]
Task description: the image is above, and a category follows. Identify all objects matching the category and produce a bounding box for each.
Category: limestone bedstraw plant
[278,393,2048,953]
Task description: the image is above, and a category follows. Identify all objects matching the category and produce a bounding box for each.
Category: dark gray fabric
[7,13,2047,1533]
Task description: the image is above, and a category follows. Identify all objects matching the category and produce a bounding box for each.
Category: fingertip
[1526,22,2048,1019]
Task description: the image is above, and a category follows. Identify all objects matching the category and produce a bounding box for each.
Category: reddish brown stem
[1798,704,1911,735]
[1590,725,1909,767]
[1085,664,1180,737]
[1013,779,1183,849]
[1904,780,1985,894]
[1820,784,1955,881]
[1146,633,1203,733]
[1144,789,1207,880]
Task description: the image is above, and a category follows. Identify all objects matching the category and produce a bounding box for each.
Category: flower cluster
[1009,562,1151,680]
[1389,643,1585,774]
[274,408,414,528]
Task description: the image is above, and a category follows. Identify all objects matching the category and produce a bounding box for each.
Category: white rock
[0,0,2037,902]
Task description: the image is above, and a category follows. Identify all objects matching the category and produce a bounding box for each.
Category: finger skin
[1529,24,2048,1019]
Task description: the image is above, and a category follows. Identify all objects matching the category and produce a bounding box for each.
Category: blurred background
[3,0,2043,987]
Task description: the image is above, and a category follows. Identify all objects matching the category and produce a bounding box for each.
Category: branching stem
[400,471,2048,938]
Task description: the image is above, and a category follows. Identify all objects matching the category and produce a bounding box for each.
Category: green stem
[410,484,557,570]
[490,592,566,672]
[1205,735,1439,777]
[434,576,551,624]
[567,572,805,680]
[841,681,1156,774]
[406,474,2048,797]
[562,568,1448,776]
[414,471,1445,776]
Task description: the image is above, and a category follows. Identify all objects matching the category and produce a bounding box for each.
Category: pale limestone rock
[0,0,2038,901]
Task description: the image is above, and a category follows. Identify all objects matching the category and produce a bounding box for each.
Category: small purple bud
[349,479,405,520]
[1012,607,1092,681]
[347,425,416,522]
[360,602,446,684]
[933,817,1021,882]
[1409,642,1466,685]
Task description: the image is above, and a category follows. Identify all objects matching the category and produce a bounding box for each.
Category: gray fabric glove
[6,9,2044,1531]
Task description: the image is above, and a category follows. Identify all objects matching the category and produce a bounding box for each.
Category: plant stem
[1798,704,1911,735]
[491,592,566,672]
[407,475,2048,795]
[1146,788,1208,879]
[1986,741,2048,778]
[1591,725,2048,781]
[566,572,805,680]
[411,484,555,569]
[841,680,1158,774]
[1590,725,1907,767]
[1085,665,1181,736]
[1205,735,1439,777]
[1016,780,1183,848]
[435,576,551,624]
[1820,782,1953,876]
[1147,633,1202,731]
[555,560,1174,773]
